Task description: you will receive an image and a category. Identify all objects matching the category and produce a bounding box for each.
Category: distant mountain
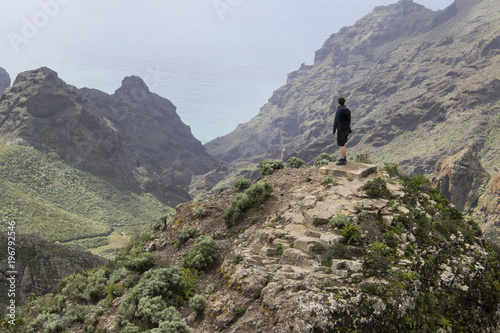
[0,67,9,95]
[205,0,500,242]
[205,0,500,175]
[0,67,219,206]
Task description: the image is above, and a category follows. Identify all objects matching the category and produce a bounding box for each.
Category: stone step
[318,161,377,179]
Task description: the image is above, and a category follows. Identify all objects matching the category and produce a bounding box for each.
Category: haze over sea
[0,0,452,143]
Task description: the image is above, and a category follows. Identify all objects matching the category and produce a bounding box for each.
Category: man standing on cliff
[332,97,351,165]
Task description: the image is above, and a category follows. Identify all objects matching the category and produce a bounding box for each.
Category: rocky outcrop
[0,67,136,185]
[474,172,500,244]
[0,233,105,305]
[19,167,500,332]
[430,142,490,213]
[82,76,218,189]
[0,67,10,95]
[205,0,500,179]
[0,67,220,205]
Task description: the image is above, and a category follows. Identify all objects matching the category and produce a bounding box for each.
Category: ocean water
[0,0,453,143]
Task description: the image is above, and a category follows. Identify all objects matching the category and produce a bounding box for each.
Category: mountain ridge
[0,66,9,95]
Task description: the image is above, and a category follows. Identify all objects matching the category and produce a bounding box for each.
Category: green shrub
[286,156,305,169]
[223,182,274,227]
[330,213,349,229]
[117,266,186,327]
[182,236,217,270]
[233,178,252,190]
[63,304,89,323]
[314,153,336,167]
[25,313,64,333]
[259,159,284,175]
[177,226,196,245]
[276,243,284,255]
[384,162,404,178]
[123,252,155,272]
[228,253,244,265]
[363,177,391,199]
[193,206,206,218]
[59,269,109,303]
[354,152,371,164]
[182,267,200,299]
[360,282,380,295]
[189,294,207,312]
[325,243,353,262]
[338,223,362,245]
[323,175,337,185]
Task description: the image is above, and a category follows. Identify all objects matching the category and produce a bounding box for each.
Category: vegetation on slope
[0,145,171,247]
[6,158,500,332]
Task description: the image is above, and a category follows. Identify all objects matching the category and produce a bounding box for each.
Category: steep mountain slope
[0,233,105,309]
[81,76,219,190]
[205,0,500,176]
[12,167,500,332]
[0,67,220,252]
[0,67,220,206]
[0,67,9,95]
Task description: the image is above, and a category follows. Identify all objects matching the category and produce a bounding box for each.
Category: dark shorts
[337,130,350,147]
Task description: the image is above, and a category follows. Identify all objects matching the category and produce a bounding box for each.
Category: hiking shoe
[336,158,347,165]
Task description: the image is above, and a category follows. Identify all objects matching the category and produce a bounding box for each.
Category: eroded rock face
[0,233,105,304]
[0,67,220,205]
[205,0,500,180]
[0,67,136,185]
[430,142,489,213]
[0,67,10,95]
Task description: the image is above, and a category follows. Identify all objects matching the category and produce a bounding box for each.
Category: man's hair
[338,97,346,105]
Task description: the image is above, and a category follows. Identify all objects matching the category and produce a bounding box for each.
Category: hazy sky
[0,0,454,142]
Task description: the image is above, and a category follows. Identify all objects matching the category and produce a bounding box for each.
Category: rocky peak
[314,0,437,64]
[0,67,135,185]
[430,142,489,213]
[114,75,151,102]
[0,66,10,95]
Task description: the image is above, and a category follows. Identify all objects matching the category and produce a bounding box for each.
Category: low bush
[286,156,305,169]
[259,159,284,175]
[177,226,196,245]
[314,153,336,167]
[182,236,217,270]
[117,266,187,329]
[59,269,109,303]
[354,152,371,164]
[323,175,337,185]
[330,213,349,229]
[223,182,273,227]
[338,223,362,245]
[233,178,252,190]
[363,177,391,199]
[189,294,207,312]
[123,252,155,272]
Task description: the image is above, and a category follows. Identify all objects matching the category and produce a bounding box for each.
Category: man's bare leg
[340,146,346,160]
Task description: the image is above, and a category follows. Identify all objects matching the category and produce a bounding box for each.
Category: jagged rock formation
[0,67,219,205]
[0,233,105,306]
[81,76,218,190]
[0,67,136,185]
[205,0,500,177]
[0,67,9,95]
[16,167,500,332]
[430,142,489,213]
[474,172,500,244]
